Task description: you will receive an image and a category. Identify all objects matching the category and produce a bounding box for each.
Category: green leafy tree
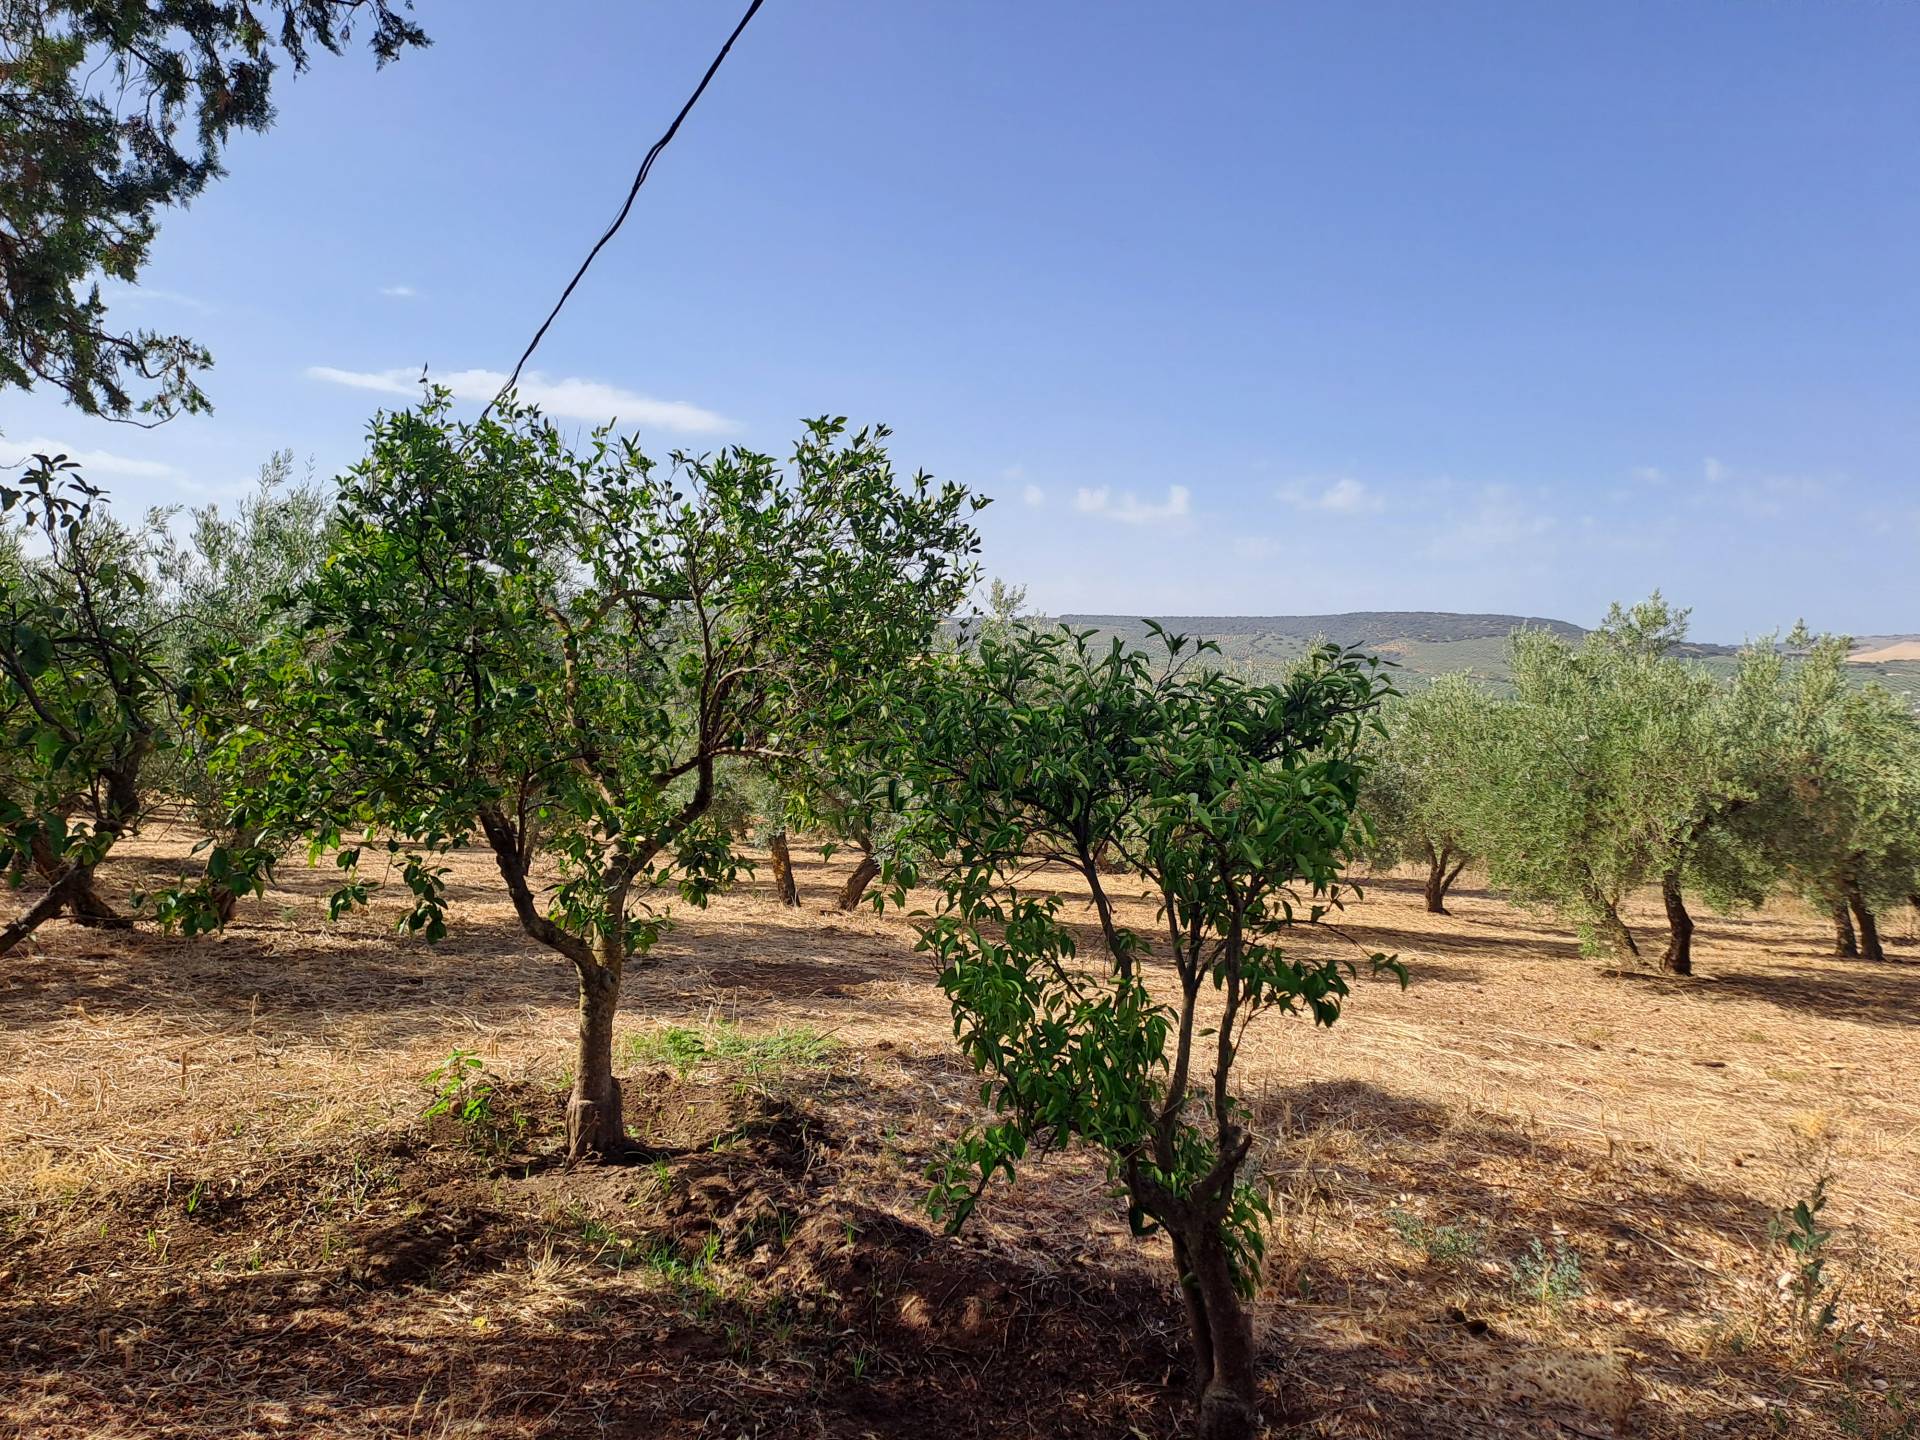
[1745,628,1920,963]
[215,393,981,1159]
[0,451,331,951]
[0,459,166,950]
[1358,673,1501,914]
[2,1,426,419]
[877,625,1396,1440]
[158,452,331,922]
[1472,597,1773,973]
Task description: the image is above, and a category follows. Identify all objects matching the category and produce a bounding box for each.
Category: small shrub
[1770,1172,1840,1346]
[1513,1236,1584,1308]
[423,1048,522,1152]
[1386,1207,1485,1268]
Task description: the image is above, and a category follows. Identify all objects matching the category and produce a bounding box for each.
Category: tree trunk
[63,874,131,929]
[1591,895,1640,964]
[1183,1224,1259,1440]
[768,829,800,907]
[1422,843,1466,915]
[0,882,75,957]
[1832,903,1859,957]
[1847,886,1885,963]
[0,860,123,957]
[566,957,629,1160]
[29,837,129,930]
[1659,870,1694,976]
[837,850,881,912]
[1170,1231,1214,1404]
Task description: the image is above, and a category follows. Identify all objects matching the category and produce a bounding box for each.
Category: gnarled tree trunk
[768,829,800,907]
[1846,885,1885,963]
[1421,841,1467,915]
[1659,870,1694,976]
[0,880,76,957]
[1586,887,1640,964]
[1832,902,1859,957]
[837,849,880,911]
[0,857,125,957]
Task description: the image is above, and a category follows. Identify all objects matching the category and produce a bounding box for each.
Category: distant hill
[1056,611,1584,647]
[1850,636,1920,663]
[1039,611,1918,698]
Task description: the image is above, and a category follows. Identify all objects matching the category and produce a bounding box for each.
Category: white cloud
[379,284,418,299]
[1426,484,1555,558]
[99,282,212,313]
[306,365,419,396]
[1277,476,1384,514]
[1685,456,1828,518]
[0,436,178,478]
[1631,465,1664,484]
[305,365,731,433]
[1021,483,1045,507]
[1073,484,1191,525]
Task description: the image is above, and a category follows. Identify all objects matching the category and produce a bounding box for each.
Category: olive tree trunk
[768,829,800,907]
[1846,885,1885,963]
[1585,887,1640,964]
[1659,870,1694,976]
[1832,903,1859,957]
[1421,842,1466,915]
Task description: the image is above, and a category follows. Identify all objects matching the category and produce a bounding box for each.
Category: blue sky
[4,0,1917,638]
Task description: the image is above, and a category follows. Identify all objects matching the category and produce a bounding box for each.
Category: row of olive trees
[1360,595,1920,972]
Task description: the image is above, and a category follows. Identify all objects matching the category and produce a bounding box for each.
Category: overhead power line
[481,0,768,423]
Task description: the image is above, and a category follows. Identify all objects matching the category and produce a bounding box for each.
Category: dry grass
[2,834,1917,1438]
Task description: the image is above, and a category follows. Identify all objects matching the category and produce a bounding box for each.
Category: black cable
[480,0,768,423]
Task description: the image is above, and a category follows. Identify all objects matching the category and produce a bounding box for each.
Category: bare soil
[3,832,1917,1438]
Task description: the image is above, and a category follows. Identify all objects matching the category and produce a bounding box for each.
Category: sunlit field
[5,834,1915,1439]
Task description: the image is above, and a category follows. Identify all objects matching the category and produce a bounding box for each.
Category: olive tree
[1358,673,1500,914]
[215,393,981,1159]
[877,625,1396,1440]
[158,454,332,923]
[1746,629,1920,962]
[1473,597,1772,973]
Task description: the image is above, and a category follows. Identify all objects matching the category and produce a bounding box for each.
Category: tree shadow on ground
[0,892,946,1056]
[1605,959,1920,1030]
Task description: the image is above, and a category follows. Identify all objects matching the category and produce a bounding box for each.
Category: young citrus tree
[1,453,338,951]
[877,625,1396,1440]
[215,393,981,1158]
